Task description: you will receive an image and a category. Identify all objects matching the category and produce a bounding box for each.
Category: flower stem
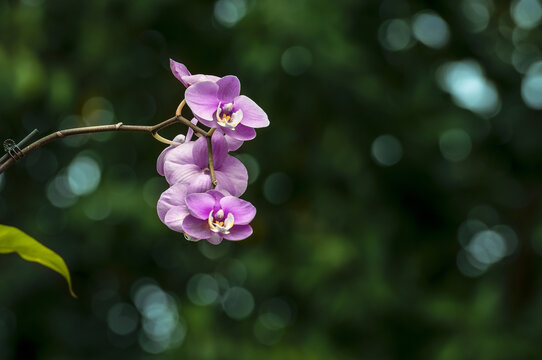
[206,128,218,189]
[0,113,209,174]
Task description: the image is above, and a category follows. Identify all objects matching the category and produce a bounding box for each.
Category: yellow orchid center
[216,102,243,130]
[208,209,234,234]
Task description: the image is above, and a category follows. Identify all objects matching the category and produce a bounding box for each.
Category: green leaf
[0,224,76,298]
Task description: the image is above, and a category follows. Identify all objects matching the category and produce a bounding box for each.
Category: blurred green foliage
[1,0,542,359]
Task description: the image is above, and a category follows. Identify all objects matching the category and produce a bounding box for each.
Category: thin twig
[0,114,209,174]
[0,128,39,164]
[206,128,218,189]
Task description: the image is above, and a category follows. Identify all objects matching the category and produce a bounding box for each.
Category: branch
[0,114,208,175]
[206,128,218,189]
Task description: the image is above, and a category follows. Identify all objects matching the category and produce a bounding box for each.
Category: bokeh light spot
[107,303,139,336]
[187,274,220,306]
[47,175,77,208]
[371,134,403,167]
[521,61,542,109]
[437,60,500,116]
[511,0,542,29]
[467,230,506,265]
[412,11,450,49]
[461,0,492,33]
[132,280,184,353]
[222,286,254,320]
[214,0,247,27]
[235,154,260,184]
[439,129,472,162]
[378,19,414,51]
[68,155,101,196]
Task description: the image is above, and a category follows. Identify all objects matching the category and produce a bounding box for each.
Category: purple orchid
[157,62,265,244]
[161,131,248,196]
[185,76,270,141]
[170,59,220,88]
[182,190,255,245]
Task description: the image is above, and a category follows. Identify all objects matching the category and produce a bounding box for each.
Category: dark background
[1,0,542,358]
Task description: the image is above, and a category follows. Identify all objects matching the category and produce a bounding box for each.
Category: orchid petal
[214,172,238,197]
[185,118,198,142]
[157,134,186,175]
[192,136,209,169]
[186,193,216,220]
[186,173,213,194]
[224,135,244,151]
[215,156,248,196]
[234,95,269,128]
[220,196,256,225]
[170,59,191,88]
[185,81,220,121]
[163,141,195,166]
[157,183,188,222]
[223,225,253,241]
[222,123,256,141]
[192,132,228,169]
[182,74,221,86]
[216,76,241,103]
[182,216,213,239]
[164,163,201,186]
[164,206,190,232]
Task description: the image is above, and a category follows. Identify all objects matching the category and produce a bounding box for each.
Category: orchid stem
[0,99,210,174]
[206,128,218,189]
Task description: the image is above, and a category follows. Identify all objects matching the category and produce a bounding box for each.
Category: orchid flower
[182,190,255,244]
[161,131,248,196]
[185,76,269,141]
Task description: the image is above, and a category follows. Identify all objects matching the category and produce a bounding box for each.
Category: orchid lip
[216,102,243,130]
[208,210,234,234]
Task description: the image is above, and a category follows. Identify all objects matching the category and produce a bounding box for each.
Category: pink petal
[210,132,228,168]
[163,141,195,166]
[215,156,248,196]
[208,189,228,200]
[182,215,213,239]
[222,124,256,141]
[214,172,237,197]
[234,95,269,128]
[182,74,220,86]
[225,135,244,151]
[223,225,253,241]
[157,134,187,175]
[164,163,201,186]
[185,81,220,121]
[164,206,190,232]
[192,136,209,169]
[170,59,191,88]
[185,193,216,220]
[195,115,215,129]
[217,76,241,103]
[187,173,213,194]
[191,132,228,169]
[157,183,188,222]
[219,196,256,225]
[185,118,198,142]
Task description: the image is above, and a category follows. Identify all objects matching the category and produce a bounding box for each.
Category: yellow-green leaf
[0,224,76,298]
